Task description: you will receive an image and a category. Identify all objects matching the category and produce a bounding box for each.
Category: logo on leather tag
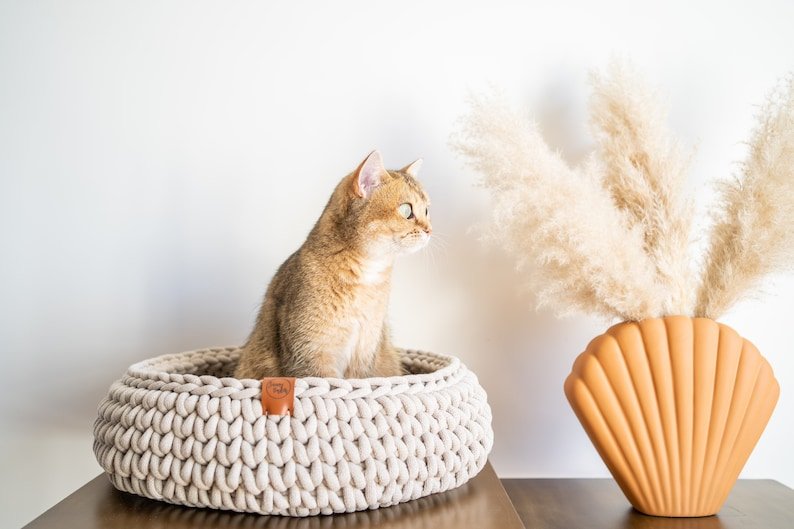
[261,377,295,416]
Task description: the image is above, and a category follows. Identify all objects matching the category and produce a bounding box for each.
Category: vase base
[632,506,718,518]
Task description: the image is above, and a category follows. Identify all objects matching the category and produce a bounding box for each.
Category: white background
[2,1,794,527]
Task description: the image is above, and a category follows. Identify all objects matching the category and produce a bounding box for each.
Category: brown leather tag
[260,377,295,416]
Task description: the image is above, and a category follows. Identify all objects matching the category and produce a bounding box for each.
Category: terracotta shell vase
[564,316,779,517]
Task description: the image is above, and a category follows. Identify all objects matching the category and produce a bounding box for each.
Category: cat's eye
[398,203,413,219]
[425,207,429,217]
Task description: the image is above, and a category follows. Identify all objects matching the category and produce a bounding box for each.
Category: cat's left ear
[400,159,423,178]
[353,150,387,198]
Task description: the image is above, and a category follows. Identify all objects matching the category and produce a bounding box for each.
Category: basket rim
[123,347,465,396]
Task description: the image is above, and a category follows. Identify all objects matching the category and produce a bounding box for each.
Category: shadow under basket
[93,347,493,516]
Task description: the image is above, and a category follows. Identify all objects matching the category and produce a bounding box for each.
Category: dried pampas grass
[454,65,794,322]
[452,90,668,321]
[589,62,694,315]
[696,76,794,319]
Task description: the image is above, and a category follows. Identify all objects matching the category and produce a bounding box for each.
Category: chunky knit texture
[93,347,493,516]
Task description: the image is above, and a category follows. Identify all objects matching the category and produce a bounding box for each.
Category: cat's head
[336,150,432,256]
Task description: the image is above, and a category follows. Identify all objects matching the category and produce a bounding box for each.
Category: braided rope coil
[93,347,493,516]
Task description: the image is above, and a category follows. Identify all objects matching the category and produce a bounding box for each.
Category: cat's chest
[335,290,388,373]
[358,256,392,285]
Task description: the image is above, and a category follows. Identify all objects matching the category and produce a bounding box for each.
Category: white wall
[2,1,793,526]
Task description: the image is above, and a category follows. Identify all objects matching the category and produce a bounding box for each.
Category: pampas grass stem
[589,62,695,314]
[695,77,794,318]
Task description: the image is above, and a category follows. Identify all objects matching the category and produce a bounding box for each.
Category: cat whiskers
[421,230,449,277]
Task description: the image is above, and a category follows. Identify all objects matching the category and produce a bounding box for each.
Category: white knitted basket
[93,347,493,516]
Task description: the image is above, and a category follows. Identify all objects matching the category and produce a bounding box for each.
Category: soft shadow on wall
[391,72,610,478]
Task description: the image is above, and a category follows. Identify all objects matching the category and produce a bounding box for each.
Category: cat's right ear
[352,150,387,199]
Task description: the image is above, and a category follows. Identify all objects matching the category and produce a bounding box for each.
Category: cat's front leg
[369,322,403,377]
[280,331,348,378]
[343,321,402,378]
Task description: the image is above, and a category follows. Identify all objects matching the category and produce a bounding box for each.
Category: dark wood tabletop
[22,466,794,529]
[22,462,523,529]
[502,478,794,529]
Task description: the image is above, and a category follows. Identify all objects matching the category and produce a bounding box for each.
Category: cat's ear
[353,150,387,198]
[400,159,423,178]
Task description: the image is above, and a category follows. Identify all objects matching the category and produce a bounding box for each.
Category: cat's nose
[423,225,432,235]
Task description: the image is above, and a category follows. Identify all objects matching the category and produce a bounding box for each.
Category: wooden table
[503,478,794,529]
[22,463,523,529]
[22,465,794,529]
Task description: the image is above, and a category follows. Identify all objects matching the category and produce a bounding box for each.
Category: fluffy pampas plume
[589,63,694,315]
[451,89,669,321]
[696,76,794,319]
[454,64,794,322]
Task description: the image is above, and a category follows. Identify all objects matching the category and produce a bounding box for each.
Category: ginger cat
[234,151,432,379]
